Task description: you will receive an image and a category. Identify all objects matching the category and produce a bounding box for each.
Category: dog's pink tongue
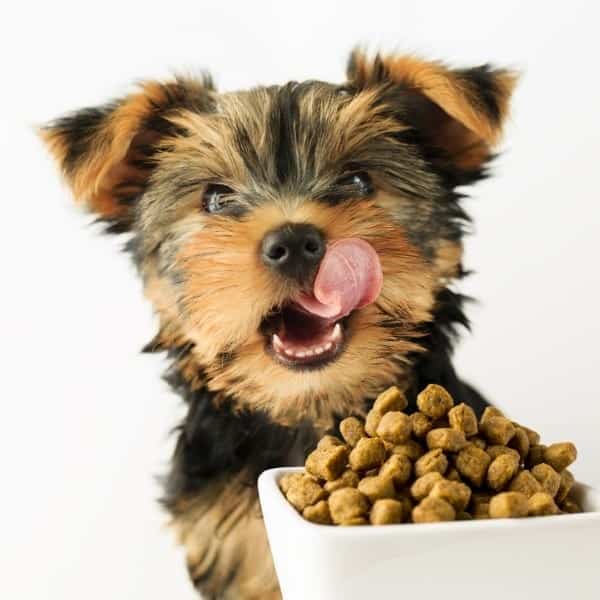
[296,238,383,320]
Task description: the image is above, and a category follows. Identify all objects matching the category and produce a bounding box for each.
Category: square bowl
[258,467,600,600]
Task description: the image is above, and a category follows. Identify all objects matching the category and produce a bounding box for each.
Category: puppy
[41,50,516,599]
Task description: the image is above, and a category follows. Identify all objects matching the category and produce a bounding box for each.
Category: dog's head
[41,51,516,424]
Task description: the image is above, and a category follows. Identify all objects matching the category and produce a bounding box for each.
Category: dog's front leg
[170,473,281,600]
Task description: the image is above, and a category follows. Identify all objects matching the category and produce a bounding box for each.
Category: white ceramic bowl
[258,467,600,600]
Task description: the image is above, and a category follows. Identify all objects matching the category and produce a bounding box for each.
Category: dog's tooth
[332,323,342,341]
[324,342,333,351]
[273,333,285,351]
[297,350,307,358]
[305,348,315,356]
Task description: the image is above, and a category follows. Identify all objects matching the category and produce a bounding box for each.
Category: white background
[1,1,599,598]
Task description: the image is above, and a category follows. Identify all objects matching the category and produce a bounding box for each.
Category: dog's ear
[347,50,518,173]
[40,76,214,232]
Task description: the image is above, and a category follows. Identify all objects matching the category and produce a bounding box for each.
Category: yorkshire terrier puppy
[41,50,516,599]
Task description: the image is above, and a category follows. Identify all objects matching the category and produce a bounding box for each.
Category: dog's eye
[335,171,374,197]
[202,184,235,214]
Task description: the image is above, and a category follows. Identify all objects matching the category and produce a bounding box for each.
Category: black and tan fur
[41,50,517,599]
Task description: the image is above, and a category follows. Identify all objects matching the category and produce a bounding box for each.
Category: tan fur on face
[168,198,437,427]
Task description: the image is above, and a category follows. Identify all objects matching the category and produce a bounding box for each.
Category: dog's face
[42,52,515,425]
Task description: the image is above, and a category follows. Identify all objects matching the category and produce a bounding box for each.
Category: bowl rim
[258,466,600,537]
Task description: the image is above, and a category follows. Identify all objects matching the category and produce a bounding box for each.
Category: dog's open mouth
[262,238,384,370]
[263,302,347,369]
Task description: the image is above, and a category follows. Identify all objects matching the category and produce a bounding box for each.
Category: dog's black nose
[261,223,325,283]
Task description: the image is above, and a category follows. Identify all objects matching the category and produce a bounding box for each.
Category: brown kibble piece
[339,417,365,447]
[410,472,444,501]
[528,492,559,516]
[373,386,408,413]
[469,436,487,450]
[376,411,412,444]
[416,384,454,419]
[370,499,404,525]
[543,442,577,472]
[279,472,303,494]
[509,427,530,459]
[410,412,433,438]
[480,406,504,424]
[531,464,561,497]
[520,425,541,446]
[448,403,478,437]
[430,480,472,512]
[380,454,412,487]
[328,488,369,524]
[340,517,368,526]
[305,445,349,481]
[391,440,425,461]
[349,437,386,472]
[527,444,547,468]
[302,500,332,524]
[561,497,582,514]
[286,475,326,511]
[317,435,344,449]
[487,453,520,491]
[487,445,521,462]
[415,448,448,477]
[556,469,575,503]
[426,428,467,452]
[509,470,543,498]
[358,475,396,502]
[472,500,490,520]
[324,469,360,493]
[456,444,491,487]
[489,492,529,518]
[413,496,456,523]
[481,416,516,446]
[364,410,383,437]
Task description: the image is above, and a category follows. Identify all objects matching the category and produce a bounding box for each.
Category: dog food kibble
[370,499,404,524]
[302,500,332,524]
[328,488,369,524]
[509,470,543,498]
[324,469,360,493]
[280,385,584,526]
[489,492,529,518]
[416,384,454,419]
[305,445,348,481]
[487,453,520,491]
[373,386,408,413]
[448,403,479,437]
[429,480,472,512]
[358,475,396,502]
[543,442,578,472]
[413,496,456,523]
[556,469,575,503]
[379,454,412,486]
[411,472,445,501]
[349,437,386,472]
[376,411,412,444]
[426,428,467,452]
[481,416,516,445]
[415,448,449,477]
[531,463,561,497]
[410,412,433,438]
[339,417,365,447]
[456,444,491,487]
[528,492,559,516]
[285,475,326,511]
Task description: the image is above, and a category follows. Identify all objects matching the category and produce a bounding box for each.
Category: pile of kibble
[280,384,582,525]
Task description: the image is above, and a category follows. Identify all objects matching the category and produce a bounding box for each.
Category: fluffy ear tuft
[40,75,215,231]
[347,50,518,172]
